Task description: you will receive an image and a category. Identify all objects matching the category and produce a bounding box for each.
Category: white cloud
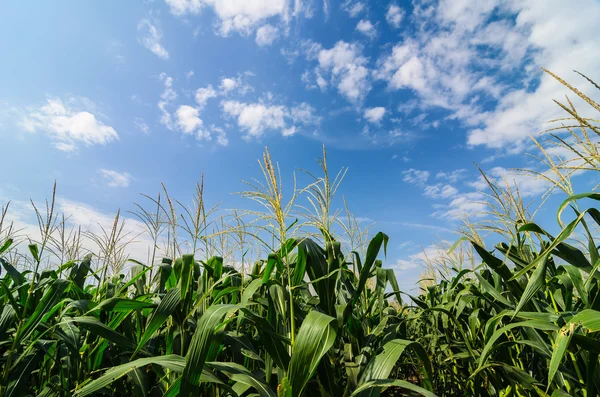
[393,245,448,271]
[195,85,218,107]
[1,197,158,266]
[158,73,177,129]
[342,1,365,18]
[194,74,252,109]
[221,100,318,139]
[155,74,227,146]
[220,78,237,93]
[138,18,169,60]
[466,0,600,150]
[165,0,203,16]
[219,74,253,95]
[402,169,430,185]
[356,19,376,39]
[374,0,600,152]
[360,126,417,147]
[403,168,461,200]
[315,41,371,103]
[432,191,487,221]
[436,169,467,183]
[134,117,150,134]
[175,105,203,134]
[172,105,228,145]
[222,101,286,138]
[255,24,279,46]
[487,166,551,197]
[166,0,288,37]
[210,126,229,146]
[290,102,321,125]
[99,169,132,188]
[364,107,386,123]
[423,183,458,199]
[386,4,404,28]
[21,98,118,151]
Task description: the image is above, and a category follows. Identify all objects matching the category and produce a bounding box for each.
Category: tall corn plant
[402,71,600,395]
[0,148,433,397]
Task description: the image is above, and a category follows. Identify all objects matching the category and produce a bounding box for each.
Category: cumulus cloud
[175,105,203,134]
[138,18,169,60]
[219,74,253,95]
[164,0,203,16]
[311,41,371,103]
[99,169,132,187]
[364,107,386,123]
[156,73,228,146]
[356,19,376,39]
[165,0,288,37]
[195,85,218,108]
[386,4,404,28]
[21,98,118,152]
[221,101,286,138]
[255,24,279,46]
[375,0,600,152]
[221,100,319,139]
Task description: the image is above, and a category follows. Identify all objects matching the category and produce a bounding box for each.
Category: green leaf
[73,355,187,396]
[288,310,337,397]
[556,192,600,225]
[180,304,239,396]
[514,255,547,315]
[18,279,69,342]
[28,244,39,263]
[0,238,13,255]
[569,309,600,332]
[95,297,155,312]
[133,287,181,358]
[357,339,434,396]
[293,244,307,287]
[70,255,92,289]
[180,254,194,302]
[208,361,275,397]
[351,380,437,397]
[351,232,388,307]
[262,254,279,284]
[68,316,138,351]
[548,323,575,385]
[277,377,293,397]
[479,320,559,368]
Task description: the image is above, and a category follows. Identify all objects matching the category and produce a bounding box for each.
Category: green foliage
[0,229,430,397]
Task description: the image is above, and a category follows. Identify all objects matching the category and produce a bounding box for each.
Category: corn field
[1,71,600,396]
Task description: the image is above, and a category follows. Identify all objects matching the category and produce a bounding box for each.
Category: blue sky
[1,0,599,291]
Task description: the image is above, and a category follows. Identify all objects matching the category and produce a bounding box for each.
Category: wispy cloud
[138,17,169,60]
[99,169,132,188]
